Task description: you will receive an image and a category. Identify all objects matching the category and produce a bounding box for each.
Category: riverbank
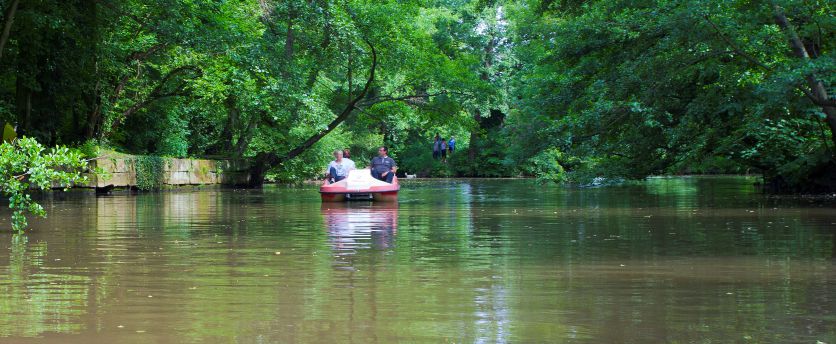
[70,151,253,190]
[59,153,836,201]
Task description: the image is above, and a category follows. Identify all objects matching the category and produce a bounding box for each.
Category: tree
[505,0,834,188]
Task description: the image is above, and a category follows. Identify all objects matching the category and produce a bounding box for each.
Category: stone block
[192,160,218,174]
[97,172,135,187]
[189,160,218,184]
[166,158,190,172]
[93,158,134,174]
[190,170,218,184]
[94,158,115,172]
[165,171,192,185]
[114,158,133,173]
[46,156,237,189]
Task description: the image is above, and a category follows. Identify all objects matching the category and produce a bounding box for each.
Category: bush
[449,134,515,177]
[0,137,88,231]
[78,139,101,159]
[522,148,569,183]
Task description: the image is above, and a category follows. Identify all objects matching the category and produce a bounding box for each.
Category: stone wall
[78,156,251,189]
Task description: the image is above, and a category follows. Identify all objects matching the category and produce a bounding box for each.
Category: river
[1,177,834,343]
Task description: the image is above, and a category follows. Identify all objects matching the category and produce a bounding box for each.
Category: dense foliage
[506,0,834,190]
[0,137,86,231]
[0,0,831,190]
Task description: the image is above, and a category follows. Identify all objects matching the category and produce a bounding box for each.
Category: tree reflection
[0,179,833,342]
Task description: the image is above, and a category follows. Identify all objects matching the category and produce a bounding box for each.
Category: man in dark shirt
[370,146,397,183]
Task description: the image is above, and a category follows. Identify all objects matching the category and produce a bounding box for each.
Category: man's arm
[379,158,393,176]
[389,158,397,173]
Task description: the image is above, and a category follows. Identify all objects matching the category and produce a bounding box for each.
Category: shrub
[0,137,88,231]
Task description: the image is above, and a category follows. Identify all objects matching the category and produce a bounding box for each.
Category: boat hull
[319,169,399,202]
[320,191,398,202]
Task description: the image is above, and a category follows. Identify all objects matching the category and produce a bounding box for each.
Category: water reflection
[322,203,398,265]
[0,178,833,343]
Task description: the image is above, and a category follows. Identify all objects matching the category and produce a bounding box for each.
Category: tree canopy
[0,0,832,190]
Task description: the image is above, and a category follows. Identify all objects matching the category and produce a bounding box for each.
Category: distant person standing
[432,134,442,160]
[343,148,351,159]
[448,136,456,153]
[440,138,448,162]
[370,146,397,183]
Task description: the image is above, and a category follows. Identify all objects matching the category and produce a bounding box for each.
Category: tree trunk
[15,80,31,134]
[469,31,498,164]
[82,0,99,140]
[234,112,257,155]
[772,2,836,149]
[0,0,19,61]
[14,2,34,136]
[281,9,295,78]
[468,111,479,162]
[824,108,836,150]
[219,94,238,152]
[86,101,101,139]
[284,15,294,62]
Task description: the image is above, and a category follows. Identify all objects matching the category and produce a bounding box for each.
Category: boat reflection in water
[321,203,398,266]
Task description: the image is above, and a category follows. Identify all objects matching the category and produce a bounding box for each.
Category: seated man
[370,146,397,183]
[326,150,355,183]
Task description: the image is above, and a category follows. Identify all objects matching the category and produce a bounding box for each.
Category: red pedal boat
[320,169,399,202]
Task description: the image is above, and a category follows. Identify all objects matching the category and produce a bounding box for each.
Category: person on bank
[440,138,448,163]
[447,136,455,153]
[432,134,441,160]
[371,146,397,183]
[326,149,355,183]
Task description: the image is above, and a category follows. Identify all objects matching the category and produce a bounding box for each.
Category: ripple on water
[0,178,834,343]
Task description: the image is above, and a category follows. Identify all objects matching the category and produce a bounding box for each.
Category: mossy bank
[73,152,252,191]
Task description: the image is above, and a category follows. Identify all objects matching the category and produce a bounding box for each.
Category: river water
[0,177,834,343]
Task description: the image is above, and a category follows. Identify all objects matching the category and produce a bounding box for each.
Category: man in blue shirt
[448,136,456,153]
[370,146,397,183]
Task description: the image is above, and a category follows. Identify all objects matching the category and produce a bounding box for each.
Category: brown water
[1,177,835,343]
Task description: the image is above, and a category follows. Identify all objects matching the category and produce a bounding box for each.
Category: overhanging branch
[110,65,201,130]
[359,90,474,108]
[256,37,378,171]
